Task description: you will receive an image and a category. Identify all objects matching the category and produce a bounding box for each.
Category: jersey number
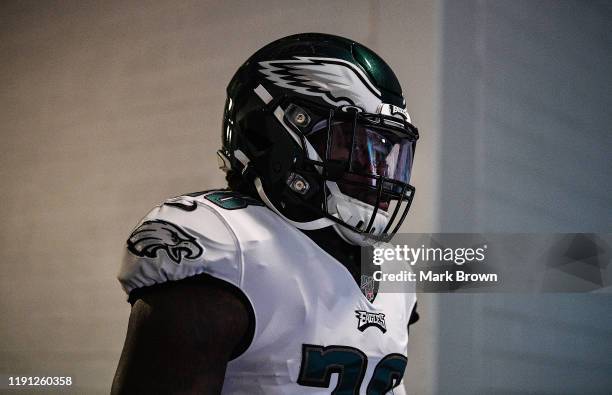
[297,344,407,394]
[204,191,264,210]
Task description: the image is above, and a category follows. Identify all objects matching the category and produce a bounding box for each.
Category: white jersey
[119,190,416,395]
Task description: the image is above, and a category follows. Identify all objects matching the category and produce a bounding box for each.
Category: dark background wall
[440,0,612,233]
[437,1,612,394]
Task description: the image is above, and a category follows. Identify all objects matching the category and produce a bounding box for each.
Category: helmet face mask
[291,97,417,233]
[219,33,419,245]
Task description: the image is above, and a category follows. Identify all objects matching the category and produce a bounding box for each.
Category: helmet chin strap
[253,172,383,245]
[233,149,335,231]
[331,223,362,245]
[325,181,391,246]
[255,176,378,247]
[254,177,336,231]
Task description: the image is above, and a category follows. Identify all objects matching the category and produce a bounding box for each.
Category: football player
[112,33,419,394]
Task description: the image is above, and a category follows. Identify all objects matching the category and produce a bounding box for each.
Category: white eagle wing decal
[258,56,382,113]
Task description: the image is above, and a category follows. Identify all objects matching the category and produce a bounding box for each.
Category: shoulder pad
[118,191,245,296]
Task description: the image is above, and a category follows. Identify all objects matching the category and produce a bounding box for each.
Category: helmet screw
[286,172,310,195]
[294,112,307,126]
[294,179,306,191]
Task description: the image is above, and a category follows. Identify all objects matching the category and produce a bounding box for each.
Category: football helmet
[217,33,419,245]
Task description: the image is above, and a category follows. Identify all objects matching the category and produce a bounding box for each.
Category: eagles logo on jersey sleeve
[126,219,204,264]
[118,192,244,296]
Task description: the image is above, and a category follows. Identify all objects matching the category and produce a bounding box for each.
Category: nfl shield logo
[360,275,375,303]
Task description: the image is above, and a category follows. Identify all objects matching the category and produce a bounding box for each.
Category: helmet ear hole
[285,104,311,129]
[284,172,319,201]
[286,172,310,195]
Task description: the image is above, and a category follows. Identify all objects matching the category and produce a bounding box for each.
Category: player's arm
[111,275,251,395]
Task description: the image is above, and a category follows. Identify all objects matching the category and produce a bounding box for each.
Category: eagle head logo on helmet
[217,33,419,246]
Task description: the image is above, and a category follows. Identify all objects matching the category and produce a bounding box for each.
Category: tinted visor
[307,115,416,208]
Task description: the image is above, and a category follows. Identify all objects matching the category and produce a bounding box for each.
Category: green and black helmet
[217,33,419,245]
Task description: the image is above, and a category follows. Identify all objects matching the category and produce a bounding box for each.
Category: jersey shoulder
[118,189,266,297]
